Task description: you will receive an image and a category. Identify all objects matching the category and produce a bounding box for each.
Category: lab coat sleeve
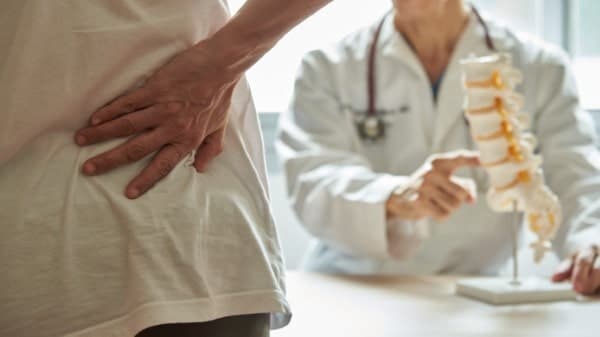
[533,49,600,258]
[276,51,413,259]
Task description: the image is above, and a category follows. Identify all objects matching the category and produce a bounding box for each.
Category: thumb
[450,176,477,203]
[552,257,575,282]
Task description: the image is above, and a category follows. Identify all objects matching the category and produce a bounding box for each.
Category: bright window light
[471,0,542,36]
[228,0,392,112]
[573,0,600,109]
[228,1,599,111]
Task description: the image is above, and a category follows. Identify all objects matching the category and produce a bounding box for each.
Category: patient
[0,0,331,336]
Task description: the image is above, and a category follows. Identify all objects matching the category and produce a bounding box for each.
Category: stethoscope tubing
[366,5,496,117]
[363,5,496,191]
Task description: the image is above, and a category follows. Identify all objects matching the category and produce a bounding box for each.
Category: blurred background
[227,0,600,270]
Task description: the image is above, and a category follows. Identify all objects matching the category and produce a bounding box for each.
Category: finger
[90,86,159,125]
[386,196,425,221]
[124,144,188,199]
[420,184,457,213]
[75,104,167,145]
[81,128,169,175]
[592,254,600,294]
[193,127,225,172]
[427,198,450,221]
[431,153,480,175]
[552,257,575,282]
[450,177,477,203]
[429,173,472,204]
[385,196,403,218]
[416,196,448,221]
[572,248,595,294]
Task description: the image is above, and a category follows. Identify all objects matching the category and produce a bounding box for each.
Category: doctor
[277,0,600,294]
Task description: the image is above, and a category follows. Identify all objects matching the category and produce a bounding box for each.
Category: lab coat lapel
[380,16,434,149]
[380,16,429,85]
[431,14,492,151]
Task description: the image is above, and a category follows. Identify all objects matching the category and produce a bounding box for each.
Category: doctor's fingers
[592,253,600,294]
[75,103,175,145]
[431,153,480,176]
[415,193,449,221]
[425,173,474,204]
[552,256,575,282]
[419,183,458,213]
[571,247,597,294]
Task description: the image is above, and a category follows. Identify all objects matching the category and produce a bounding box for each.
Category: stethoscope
[356,5,497,142]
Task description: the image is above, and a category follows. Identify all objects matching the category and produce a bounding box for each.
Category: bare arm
[216,0,333,72]
[75,0,333,199]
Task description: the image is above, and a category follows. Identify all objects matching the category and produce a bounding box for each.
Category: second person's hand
[387,150,480,222]
[552,245,600,295]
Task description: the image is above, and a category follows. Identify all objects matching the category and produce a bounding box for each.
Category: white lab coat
[277,12,600,275]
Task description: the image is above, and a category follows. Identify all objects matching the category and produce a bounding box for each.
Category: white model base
[456,277,576,305]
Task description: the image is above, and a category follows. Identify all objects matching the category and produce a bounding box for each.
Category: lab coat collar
[379,10,511,151]
[379,9,511,71]
[379,14,427,80]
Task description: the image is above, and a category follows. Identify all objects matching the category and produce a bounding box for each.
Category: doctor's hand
[387,151,480,222]
[75,37,239,199]
[552,245,600,295]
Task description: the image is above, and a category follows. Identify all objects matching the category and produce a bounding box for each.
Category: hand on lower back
[75,38,238,199]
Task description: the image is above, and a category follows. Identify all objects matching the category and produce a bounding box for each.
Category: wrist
[386,188,419,221]
[200,21,275,76]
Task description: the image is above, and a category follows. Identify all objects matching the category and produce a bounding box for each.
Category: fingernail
[75,134,87,145]
[91,117,101,125]
[83,162,96,175]
[126,188,140,199]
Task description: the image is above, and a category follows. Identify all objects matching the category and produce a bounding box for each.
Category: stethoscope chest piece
[356,114,385,142]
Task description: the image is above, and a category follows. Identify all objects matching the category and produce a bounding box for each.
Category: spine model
[461,54,561,263]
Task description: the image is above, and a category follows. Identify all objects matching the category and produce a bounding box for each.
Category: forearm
[386,217,426,259]
[385,189,429,260]
[386,183,421,221]
[289,161,410,258]
[204,0,332,75]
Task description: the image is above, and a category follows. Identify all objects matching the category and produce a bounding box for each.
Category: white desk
[272,272,599,337]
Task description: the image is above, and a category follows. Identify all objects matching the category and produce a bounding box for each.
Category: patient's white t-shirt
[0,1,290,336]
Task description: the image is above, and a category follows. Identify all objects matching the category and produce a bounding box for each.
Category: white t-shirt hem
[64,290,291,337]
